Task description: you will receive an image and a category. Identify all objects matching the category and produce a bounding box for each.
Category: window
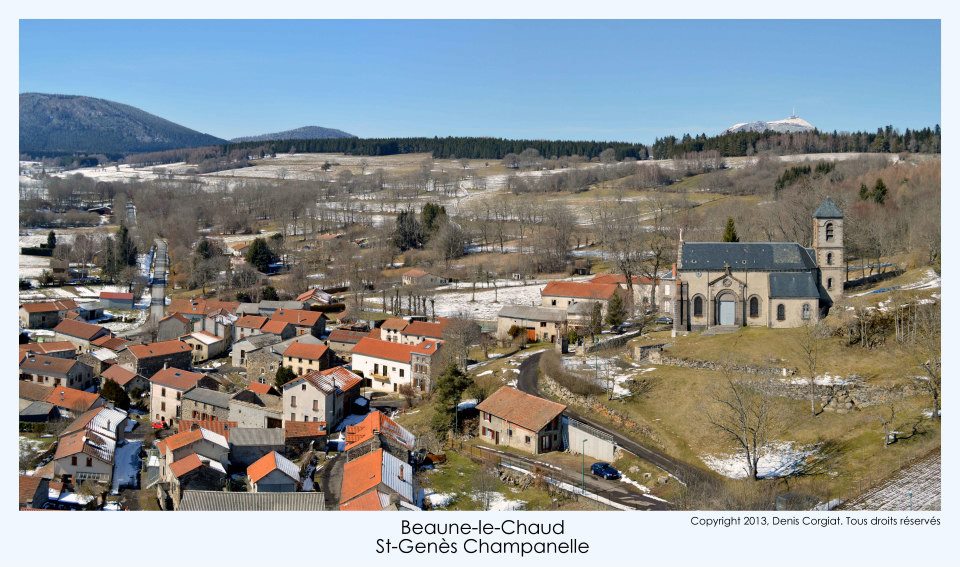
[161,387,166,397]
[301,384,306,391]
[825,222,835,242]
[802,304,811,320]
[71,456,77,466]
[827,278,834,290]
[693,296,704,317]
[826,252,833,265]
[161,401,166,411]
[313,400,319,411]
[749,297,759,318]
[176,392,181,400]
[86,457,92,467]
[374,363,380,375]
[525,435,531,444]
[399,368,405,378]
[290,412,296,421]
[551,299,557,306]
[540,321,546,327]
[291,395,297,408]
[776,304,785,321]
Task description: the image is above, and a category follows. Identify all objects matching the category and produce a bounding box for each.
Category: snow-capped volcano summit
[724,115,816,134]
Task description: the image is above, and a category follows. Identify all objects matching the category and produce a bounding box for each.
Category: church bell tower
[812,197,844,305]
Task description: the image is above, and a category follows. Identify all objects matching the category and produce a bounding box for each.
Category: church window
[776,304,785,321]
[827,278,834,290]
[825,223,835,242]
[693,296,704,317]
[802,304,811,320]
[749,297,759,318]
[826,252,833,265]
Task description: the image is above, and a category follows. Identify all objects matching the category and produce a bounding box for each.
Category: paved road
[517,352,717,491]
[149,239,167,321]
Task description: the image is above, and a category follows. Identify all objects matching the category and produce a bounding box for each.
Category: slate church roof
[768,272,822,299]
[813,197,844,219]
[679,242,818,271]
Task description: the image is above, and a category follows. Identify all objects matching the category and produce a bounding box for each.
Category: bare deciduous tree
[706,379,774,481]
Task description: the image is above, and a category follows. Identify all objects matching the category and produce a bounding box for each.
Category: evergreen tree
[605,293,627,327]
[421,202,447,236]
[393,209,423,251]
[195,237,215,261]
[722,217,740,242]
[116,224,138,267]
[275,365,296,389]
[859,182,870,200]
[430,363,473,435]
[46,230,57,249]
[873,179,888,205]
[245,237,276,273]
[101,379,130,410]
[261,285,279,301]
[589,302,603,338]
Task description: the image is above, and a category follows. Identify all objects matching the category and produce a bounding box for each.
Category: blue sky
[20,20,940,143]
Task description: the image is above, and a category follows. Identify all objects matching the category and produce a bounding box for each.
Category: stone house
[149,367,219,425]
[476,386,566,455]
[233,315,268,341]
[496,305,568,343]
[100,364,149,395]
[401,268,448,287]
[229,385,283,429]
[270,308,325,338]
[227,428,286,469]
[281,366,362,431]
[540,281,626,314]
[325,328,369,362]
[242,335,324,385]
[281,341,332,375]
[52,319,112,353]
[99,291,135,310]
[157,313,193,342]
[118,340,193,378]
[20,354,96,390]
[182,331,229,363]
[19,299,78,329]
[180,387,232,422]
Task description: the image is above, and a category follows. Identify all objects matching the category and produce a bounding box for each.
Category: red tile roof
[246,451,298,484]
[247,382,279,396]
[411,339,442,356]
[380,318,409,331]
[45,386,100,412]
[350,337,417,364]
[91,335,130,351]
[284,421,327,439]
[168,298,240,317]
[403,318,449,339]
[53,319,109,341]
[271,309,322,327]
[345,410,415,451]
[168,453,209,478]
[283,341,329,360]
[100,291,134,300]
[260,320,292,335]
[177,419,236,439]
[404,268,428,278]
[541,281,621,300]
[19,341,77,357]
[327,329,368,345]
[128,340,191,359]
[475,386,566,432]
[235,315,268,329]
[101,364,139,387]
[339,490,384,511]
[20,354,79,376]
[19,475,46,506]
[150,367,206,390]
[340,448,384,503]
[21,299,78,313]
[159,313,192,325]
[287,366,362,395]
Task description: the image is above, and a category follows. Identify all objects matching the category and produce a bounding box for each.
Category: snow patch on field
[424,490,456,509]
[471,491,526,511]
[701,442,815,479]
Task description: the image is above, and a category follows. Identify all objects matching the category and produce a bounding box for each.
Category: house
[100,364,149,395]
[20,354,96,391]
[193,312,237,344]
[540,281,625,313]
[178,419,237,439]
[325,329,369,362]
[281,341,332,375]
[379,318,409,343]
[350,337,442,393]
[19,475,50,509]
[496,305,568,343]
[476,386,566,455]
[234,315,268,341]
[401,268,448,287]
[181,387,232,422]
[344,410,415,460]
[181,331,229,363]
[19,399,60,423]
[99,291,135,309]
[52,405,128,484]
[296,287,334,308]
[241,334,324,385]
[339,448,418,510]
[90,335,131,354]
[284,421,327,455]
[118,340,193,378]
[260,319,295,339]
[227,428,286,469]
[19,340,78,359]
[176,490,326,511]
[52,319,112,353]
[19,299,78,329]
[164,453,227,509]
[149,367,219,425]
[167,298,241,321]
[281,366,363,430]
[399,318,449,344]
[229,386,283,429]
[41,386,105,417]
[157,427,230,471]
[591,271,676,314]
[73,301,106,322]
[247,451,300,492]
[672,199,842,332]
[231,333,283,369]
[156,313,193,342]
[270,308,325,338]
[257,300,307,315]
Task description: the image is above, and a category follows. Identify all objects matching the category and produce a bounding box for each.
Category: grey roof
[813,197,843,219]
[566,302,599,315]
[497,305,567,322]
[680,242,817,271]
[237,300,305,315]
[228,427,285,447]
[768,272,821,298]
[237,333,284,351]
[20,400,57,418]
[182,387,232,409]
[177,490,325,511]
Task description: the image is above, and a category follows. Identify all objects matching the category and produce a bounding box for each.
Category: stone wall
[645,350,796,378]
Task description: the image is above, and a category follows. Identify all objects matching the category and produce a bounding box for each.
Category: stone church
[672,198,844,332]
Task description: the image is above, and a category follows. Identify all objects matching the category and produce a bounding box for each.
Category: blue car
[591,462,622,480]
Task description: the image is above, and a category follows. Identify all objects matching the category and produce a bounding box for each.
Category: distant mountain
[724,116,816,134]
[230,125,356,143]
[19,93,226,155]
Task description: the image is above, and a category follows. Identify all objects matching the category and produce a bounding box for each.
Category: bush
[538,351,604,396]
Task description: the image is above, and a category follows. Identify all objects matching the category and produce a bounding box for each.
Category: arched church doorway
[717,292,736,326]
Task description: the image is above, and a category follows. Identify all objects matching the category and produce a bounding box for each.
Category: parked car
[591,462,622,480]
[655,316,673,325]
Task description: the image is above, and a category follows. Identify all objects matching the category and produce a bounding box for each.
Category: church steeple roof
[813,197,843,219]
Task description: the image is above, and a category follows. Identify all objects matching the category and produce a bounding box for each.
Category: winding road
[517,351,718,491]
